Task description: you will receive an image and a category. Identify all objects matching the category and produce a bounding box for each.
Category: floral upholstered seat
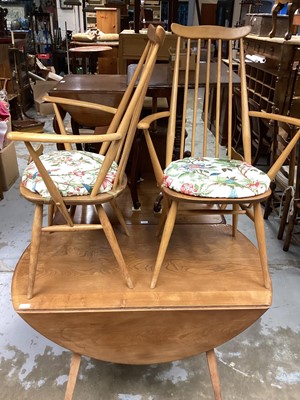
[163,157,271,198]
[22,150,118,198]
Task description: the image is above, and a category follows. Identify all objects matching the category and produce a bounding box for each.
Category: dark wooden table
[50,62,238,133]
[49,74,127,128]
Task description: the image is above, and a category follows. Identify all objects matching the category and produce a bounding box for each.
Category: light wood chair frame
[8,24,166,299]
[138,23,300,290]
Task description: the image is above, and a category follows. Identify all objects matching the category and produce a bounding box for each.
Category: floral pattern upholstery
[163,157,270,198]
[22,150,118,198]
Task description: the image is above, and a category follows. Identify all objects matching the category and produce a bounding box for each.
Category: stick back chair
[8,24,166,299]
[138,23,300,289]
[263,121,298,240]
[282,142,300,251]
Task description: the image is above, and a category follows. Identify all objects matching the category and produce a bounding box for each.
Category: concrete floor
[0,109,300,399]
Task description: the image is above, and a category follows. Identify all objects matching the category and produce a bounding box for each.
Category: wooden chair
[138,25,300,398]
[7,24,166,300]
[138,23,300,291]
[282,143,300,251]
[263,121,298,241]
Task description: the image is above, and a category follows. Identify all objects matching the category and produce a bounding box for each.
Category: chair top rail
[171,23,252,40]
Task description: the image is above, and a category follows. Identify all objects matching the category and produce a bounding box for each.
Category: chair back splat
[138,23,300,290]
[8,24,166,299]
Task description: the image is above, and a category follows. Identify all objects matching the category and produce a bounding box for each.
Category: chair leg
[70,205,77,218]
[96,204,133,289]
[110,198,130,236]
[151,201,178,289]
[64,353,81,400]
[156,196,169,237]
[283,203,298,251]
[263,181,276,220]
[277,189,292,240]
[253,203,271,289]
[28,204,43,299]
[206,349,222,400]
[48,203,55,226]
[232,204,239,238]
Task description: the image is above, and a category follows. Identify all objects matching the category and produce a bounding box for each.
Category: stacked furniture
[9,23,300,400]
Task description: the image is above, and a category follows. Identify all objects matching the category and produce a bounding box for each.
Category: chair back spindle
[165,24,253,168]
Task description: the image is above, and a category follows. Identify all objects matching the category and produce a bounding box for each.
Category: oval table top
[69,45,112,53]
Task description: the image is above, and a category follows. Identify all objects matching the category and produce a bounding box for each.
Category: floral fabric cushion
[163,157,270,198]
[22,150,118,198]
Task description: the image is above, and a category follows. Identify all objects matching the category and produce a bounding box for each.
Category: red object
[37,53,51,60]
[0,101,10,122]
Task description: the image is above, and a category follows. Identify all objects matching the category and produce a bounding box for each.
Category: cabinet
[84,0,106,29]
[243,34,300,116]
[245,63,278,114]
[118,30,177,73]
[0,37,33,118]
[31,12,54,65]
[86,11,98,29]
[147,1,161,20]
[129,0,161,22]
[96,7,120,32]
[131,0,179,32]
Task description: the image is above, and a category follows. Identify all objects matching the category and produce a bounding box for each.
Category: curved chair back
[166,23,252,166]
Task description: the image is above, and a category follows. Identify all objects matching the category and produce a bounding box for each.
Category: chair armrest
[138,111,170,130]
[249,111,300,127]
[137,111,170,186]
[43,95,118,115]
[249,111,300,181]
[7,131,122,144]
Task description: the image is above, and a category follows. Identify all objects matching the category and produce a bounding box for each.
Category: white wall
[56,0,84,37]
[232,0,241,27]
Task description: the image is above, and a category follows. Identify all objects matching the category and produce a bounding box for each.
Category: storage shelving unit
[243,34,300,117]
[245,63,278,113]
[31,12,54,65]
[84,0,105,29]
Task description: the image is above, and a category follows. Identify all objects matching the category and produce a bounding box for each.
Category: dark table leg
[128,130,142,210]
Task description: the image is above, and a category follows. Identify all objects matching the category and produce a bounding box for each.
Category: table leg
[128,130,142,210]
[89,54,98,74]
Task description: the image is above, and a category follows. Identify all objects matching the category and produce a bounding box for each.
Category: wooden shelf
[244,35,300,116]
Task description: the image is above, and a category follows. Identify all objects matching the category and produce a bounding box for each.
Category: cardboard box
[32,81,58,116]
[169,48,196,70]
[0,141,19,191]
[169,45,215,70]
